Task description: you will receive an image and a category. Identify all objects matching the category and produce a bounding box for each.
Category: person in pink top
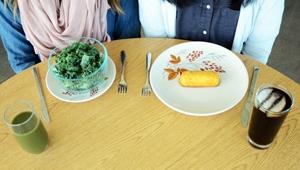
[0,0,140,73]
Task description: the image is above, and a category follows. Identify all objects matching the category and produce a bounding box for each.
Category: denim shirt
[176,0,240,49]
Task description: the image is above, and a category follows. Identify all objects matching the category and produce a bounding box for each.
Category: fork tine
[141,88,150,96]
[123,85,127,93]
[142,89,145,96]
[144,89,148,96]
[118,85,122,93]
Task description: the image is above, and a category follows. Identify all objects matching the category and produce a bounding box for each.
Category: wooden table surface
[0,38,299,169]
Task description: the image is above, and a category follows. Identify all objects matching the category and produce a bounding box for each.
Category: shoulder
[249,0,284,8]
[241,0,284,16]
[138,0,164,15]
[138,0,162,7]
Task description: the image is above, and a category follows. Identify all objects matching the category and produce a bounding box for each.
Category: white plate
[150,42,249,116]
[46,57,116,103]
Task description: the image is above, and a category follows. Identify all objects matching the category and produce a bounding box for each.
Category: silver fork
[118,50,127,93]
[141,52,152,96]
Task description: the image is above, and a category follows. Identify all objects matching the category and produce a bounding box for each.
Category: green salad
[55,41,104,79]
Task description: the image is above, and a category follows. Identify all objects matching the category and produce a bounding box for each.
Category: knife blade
[241,66,259,127]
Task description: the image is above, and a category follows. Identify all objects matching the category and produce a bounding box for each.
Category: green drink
[3,101,48,154]
[12,112,48,154]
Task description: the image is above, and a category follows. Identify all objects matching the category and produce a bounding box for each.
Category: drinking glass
[3,100,48,154]
[247,84,294,149]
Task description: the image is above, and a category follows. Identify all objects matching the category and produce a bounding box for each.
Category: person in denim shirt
[139,0,284,64]
[0,0,140,73]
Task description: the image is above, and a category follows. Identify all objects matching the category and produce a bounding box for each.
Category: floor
[1,0,299,84]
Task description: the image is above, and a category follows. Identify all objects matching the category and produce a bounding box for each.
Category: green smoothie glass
[3,100,48,154]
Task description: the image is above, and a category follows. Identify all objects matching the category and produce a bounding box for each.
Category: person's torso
[175,0,241,49]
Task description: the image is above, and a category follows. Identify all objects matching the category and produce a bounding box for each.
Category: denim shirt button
[202,30,208,35]
[206,5,211,9]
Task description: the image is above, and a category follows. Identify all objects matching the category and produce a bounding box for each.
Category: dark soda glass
[247,85,293,149]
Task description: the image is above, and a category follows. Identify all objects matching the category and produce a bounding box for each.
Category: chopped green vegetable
[55,42,104,79]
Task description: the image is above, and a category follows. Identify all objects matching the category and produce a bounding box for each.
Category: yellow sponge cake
[179,71,220,87]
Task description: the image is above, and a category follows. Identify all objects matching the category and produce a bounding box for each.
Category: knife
[32,67,51,123]
[241,66,259,127]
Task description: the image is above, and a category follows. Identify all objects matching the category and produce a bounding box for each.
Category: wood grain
[0,38,299,169]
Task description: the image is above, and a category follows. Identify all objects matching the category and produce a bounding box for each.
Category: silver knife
[241,66,259,127]
[32,67,51,123]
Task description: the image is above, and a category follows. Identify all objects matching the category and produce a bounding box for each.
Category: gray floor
[1,0,299,84]
[0,41,14,83]
[268,0,300,84]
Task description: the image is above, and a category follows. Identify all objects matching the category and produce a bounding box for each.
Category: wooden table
[0,38,299,169]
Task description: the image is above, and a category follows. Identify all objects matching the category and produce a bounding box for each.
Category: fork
[141,52,152,96]
[118,50,127,93]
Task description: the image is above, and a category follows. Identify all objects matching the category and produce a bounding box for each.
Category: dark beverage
[248,107,288,147]
[248,85,293,149]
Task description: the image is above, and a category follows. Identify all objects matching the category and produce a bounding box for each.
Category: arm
[0,1,40,73]
[242,0,284,64]
[107,0,141,40]
[138,0,176,37]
